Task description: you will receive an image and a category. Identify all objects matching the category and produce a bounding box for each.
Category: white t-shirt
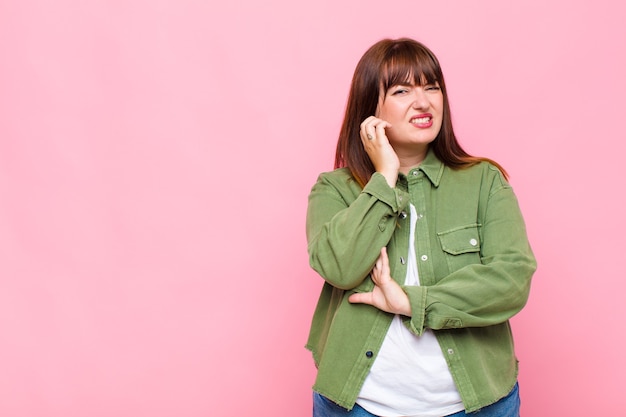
[356,204,465,417]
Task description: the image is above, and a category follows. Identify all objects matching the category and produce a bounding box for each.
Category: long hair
[335,38,507,187]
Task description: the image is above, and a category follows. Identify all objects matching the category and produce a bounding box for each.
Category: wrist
[379,170,398,188]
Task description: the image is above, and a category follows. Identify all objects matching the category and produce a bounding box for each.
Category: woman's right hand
[360,116,400,187]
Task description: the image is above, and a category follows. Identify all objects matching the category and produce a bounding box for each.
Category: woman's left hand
[348,247,411,316]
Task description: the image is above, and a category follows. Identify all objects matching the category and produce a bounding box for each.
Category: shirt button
[447,349,454,355]
[399,211,407,219]
[366,351,373,358]
[412,171,419,176]
[469,238,478,246]
[400,257,406,265]
[420,255,428,261]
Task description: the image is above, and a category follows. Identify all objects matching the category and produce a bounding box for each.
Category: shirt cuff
[362,172,409,213]
[402,285,428,336]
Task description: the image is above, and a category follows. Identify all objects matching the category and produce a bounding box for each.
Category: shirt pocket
[437,224,482,273]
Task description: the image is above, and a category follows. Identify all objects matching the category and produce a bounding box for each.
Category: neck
[396,146,428,175]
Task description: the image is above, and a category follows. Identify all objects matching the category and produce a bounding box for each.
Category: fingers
[379,247,390,274]
[350,247,411,315]
[348,292,372,305]
[360,116,392,143]
[359,117,399,187]
[370,247,390,285]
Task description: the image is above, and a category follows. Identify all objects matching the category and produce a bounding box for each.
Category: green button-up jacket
[305,150,537,412]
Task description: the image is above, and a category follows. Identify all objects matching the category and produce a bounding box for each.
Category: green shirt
[305,150,537,412]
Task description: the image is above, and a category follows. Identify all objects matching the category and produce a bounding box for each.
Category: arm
[405,183,537,335]
[348,247,411,315]
[307,116,405,289]
[348,177,536,335]
[306,171,409,290]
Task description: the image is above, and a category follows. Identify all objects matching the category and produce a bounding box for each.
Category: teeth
[411,117,430,124]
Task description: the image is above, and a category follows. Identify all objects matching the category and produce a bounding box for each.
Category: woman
[306,38,536,417]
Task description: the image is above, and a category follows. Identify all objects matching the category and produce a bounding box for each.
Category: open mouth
[411,116,431,124]
[410,114,433,127]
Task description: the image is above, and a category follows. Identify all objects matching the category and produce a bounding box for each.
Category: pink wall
[1,0,624,415]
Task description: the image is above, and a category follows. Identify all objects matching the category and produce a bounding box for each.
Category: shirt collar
[416,148,444,187]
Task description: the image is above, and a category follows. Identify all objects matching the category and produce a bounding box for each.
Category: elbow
[510,261,536,313]
[309,251,364,290]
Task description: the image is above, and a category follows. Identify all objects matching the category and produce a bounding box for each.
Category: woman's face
[376,80,444,151]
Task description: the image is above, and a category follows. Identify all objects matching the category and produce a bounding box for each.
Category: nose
[411,88,429,109]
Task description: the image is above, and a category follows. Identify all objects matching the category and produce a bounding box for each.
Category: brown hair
[334,38,507,187]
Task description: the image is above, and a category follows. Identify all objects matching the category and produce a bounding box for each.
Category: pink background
[1,0,624,415]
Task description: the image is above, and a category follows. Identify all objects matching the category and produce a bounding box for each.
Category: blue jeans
[313,382,520,417]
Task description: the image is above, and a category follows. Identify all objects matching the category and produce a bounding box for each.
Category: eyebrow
[391,82,414,88]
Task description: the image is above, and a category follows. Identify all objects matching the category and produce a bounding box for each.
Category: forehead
[380,49,440,90]
[382,62,439,88]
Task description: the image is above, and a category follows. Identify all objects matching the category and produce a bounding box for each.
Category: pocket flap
[438,224,481,255]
